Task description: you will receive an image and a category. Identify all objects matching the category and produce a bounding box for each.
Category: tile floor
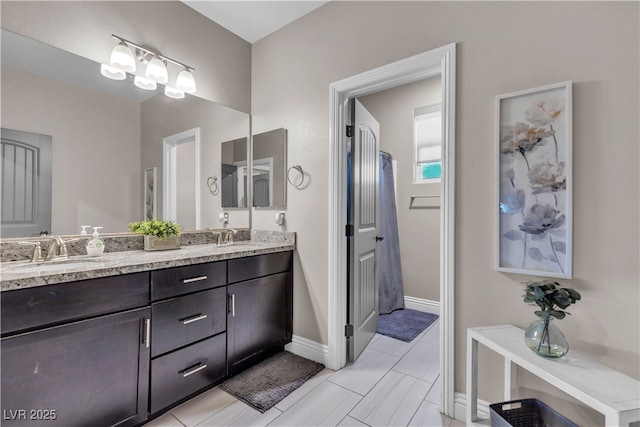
[145,319,463,427]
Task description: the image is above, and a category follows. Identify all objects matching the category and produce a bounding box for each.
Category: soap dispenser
[86,226,105,257]
[80,225,91,235]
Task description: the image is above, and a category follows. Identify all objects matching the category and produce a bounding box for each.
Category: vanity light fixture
[145,57,169,85]
[164,86,185,99]
[110,41,136,73]
[134,75,157,91]
[100,64,126,80]
[100,34,196,98]
[176,68,197,94]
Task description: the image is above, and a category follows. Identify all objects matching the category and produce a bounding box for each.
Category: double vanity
[0,231,294,426]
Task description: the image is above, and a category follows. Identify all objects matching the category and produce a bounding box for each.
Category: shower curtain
[378,152,405,314]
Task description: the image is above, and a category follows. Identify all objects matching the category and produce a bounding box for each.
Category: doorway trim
[327,43,456,416]
[163,127,201,228]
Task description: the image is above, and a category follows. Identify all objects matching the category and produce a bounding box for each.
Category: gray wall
[251,2,639,424]
[360,76,441,303]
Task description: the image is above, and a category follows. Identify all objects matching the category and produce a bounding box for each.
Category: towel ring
[287,165,305,188]
[207,176,219,195]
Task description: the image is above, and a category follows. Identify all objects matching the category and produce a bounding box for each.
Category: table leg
[504,358,512,401]
[466,333,478,423]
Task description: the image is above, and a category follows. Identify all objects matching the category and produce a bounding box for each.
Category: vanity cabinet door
[1,307,150,427]
[227,272,292,375]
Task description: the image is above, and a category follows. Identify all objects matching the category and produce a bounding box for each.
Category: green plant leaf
[548,310,566,319]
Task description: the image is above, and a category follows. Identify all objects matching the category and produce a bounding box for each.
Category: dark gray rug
[221,351,324,413]
[377,309,439,342]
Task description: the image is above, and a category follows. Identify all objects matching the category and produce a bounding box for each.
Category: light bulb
[164,86,185,99]
[110,42,136,73]
[145,57,168,84]
[100,64,126,80]
[176,69,196,94]
[134,75,157,91]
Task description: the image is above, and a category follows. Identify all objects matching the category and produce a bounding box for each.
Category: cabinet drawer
[228,251,292,284]
[151,261,226,301]
[151,287,227,357]
[1,272,150,336]
[150,333,226,414]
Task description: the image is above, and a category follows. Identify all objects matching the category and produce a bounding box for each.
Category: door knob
[375,236,384,241]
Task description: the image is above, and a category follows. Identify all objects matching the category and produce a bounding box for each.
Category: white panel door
[348,98,380,362]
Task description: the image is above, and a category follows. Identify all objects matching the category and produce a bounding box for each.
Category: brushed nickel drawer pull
[231,294,235,317]
[181,314,208,325]
[181,363,207,378]
[183,276,208,284]
[144,318,151,349]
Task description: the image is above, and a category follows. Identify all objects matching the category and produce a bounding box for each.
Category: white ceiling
[181,1,328,43]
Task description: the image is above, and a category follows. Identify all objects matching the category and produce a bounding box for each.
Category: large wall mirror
[0,29,250,238]
[252,128,287,208]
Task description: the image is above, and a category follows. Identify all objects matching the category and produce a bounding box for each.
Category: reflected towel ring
[207,176,219,195]
[287,165,305,188]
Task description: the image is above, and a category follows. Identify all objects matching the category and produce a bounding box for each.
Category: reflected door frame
[162,127,201,228]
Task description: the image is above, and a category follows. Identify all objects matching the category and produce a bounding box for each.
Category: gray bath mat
[377,309,438,342]
[221,351,324,413]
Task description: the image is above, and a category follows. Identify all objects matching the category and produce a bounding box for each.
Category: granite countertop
[1,239,295,292]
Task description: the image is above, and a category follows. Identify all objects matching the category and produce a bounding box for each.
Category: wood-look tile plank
[170,387,237,427]
[420,320,439,345]
[328,348,399,395]
[337,415,370,426]
[349,370,430,426]
[368,333,416,358]
[195,401,281,427]
[144,412,186,427]
[408,400,453,427]
[268,381,361,426]
[274,368,335,412]
[393,341,439,383]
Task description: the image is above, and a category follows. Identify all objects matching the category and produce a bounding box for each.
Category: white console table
[466,325,640,426]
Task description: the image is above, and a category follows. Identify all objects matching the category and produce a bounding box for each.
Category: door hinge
[345,224,354,237]
[345,324,354,337]
[346,125,354,138]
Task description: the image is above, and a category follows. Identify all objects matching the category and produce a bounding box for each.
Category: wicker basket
[489,399,578,427]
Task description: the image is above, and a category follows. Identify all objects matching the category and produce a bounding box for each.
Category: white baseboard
[453,392,491,424]
[404,296,440,315]
[285,334,330,367]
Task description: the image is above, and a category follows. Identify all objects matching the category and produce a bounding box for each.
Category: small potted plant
[129,218,181,251]
[523,279,581,358]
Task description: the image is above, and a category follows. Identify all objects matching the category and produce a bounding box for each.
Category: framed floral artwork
[496,81,572,278]
[144,167,157,221]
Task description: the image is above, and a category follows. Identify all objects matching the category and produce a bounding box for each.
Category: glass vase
[524,317,569,358]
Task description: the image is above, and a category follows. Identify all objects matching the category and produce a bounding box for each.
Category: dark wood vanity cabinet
[0,274,151,427]
[0,250,294,425]
[227,252,293,375]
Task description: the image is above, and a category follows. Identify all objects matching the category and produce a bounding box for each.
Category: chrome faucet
[217,229,237,246]
[44,236,82,261]
[18,241,44,263]
[45,236,68,261]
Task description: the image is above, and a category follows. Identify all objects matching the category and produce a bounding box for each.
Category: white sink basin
[5,258,114,274]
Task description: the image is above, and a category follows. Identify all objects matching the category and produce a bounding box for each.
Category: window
[414,104,442,183]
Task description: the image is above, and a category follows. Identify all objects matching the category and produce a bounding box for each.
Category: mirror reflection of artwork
[144,167,157,220]
[220,137,248,208]
[252,128,287,208]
